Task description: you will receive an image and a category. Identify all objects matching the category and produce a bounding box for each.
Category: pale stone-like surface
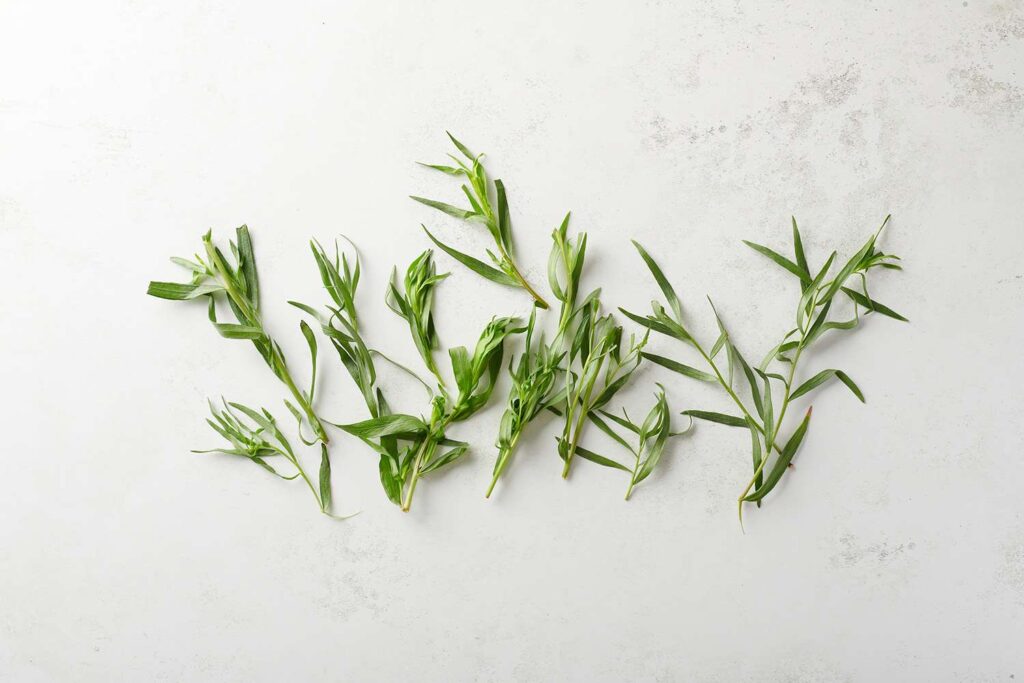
[1,1,1022,680]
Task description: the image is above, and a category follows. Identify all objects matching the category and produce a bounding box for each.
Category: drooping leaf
[422,227,517,286]
[146,281,223,300]
[744,407,812,502]
[410,195,475,220]
[214,323,264,340]
[841,287,909,322]
[319,444,332,512]
[791,217,809,276]
[790,369,865,402]
[574,444,631,472]
[337,414,428,439]
[681,410,747,427]
[632,240,683,322]
[742,240,810,283]
[641,352,716,382]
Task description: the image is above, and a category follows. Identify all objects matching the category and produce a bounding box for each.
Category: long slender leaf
[642,352,715,382]
[422,227,517,286]
[681,410,747,427]
[790,369,865,402]
[744,408,812,502]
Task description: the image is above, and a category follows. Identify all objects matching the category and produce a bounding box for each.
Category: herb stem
[401,436,433,512]
[562,379,597,478]
[277,359,329,443]
[736,338,807,503]
[487,431,522,498]
[497,243,549,309]
[290,452,323,511]
[692,340,783,455]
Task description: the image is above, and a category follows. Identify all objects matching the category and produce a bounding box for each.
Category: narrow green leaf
[337,414,428,439]
[378,457,401,504]
[422,226,518,286]
[147,281,223,300]
[214,323,264,340]
[575,444,631,472]
[300,320,318,400]
[632,240,682,322]
[446,131,476,160]
[494,179,513,252]
[742,240,810,283]
[744,408,812,502]
[841,287,909,322]
[642,352,715,382]
[790,369,865,402]
[410,196,475,221]
[681,410,747,427]
[745,416,764,495]
[597,409,641,434]
[170,256,205,272]
[417,162,466,176]
[792,217,809,275]
[618,307,686,342]
[587,411,633,450]
[319,444,332,512]
[236,225,259,305]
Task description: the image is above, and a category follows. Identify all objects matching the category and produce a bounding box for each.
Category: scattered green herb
[195,399,342,516]
[290,238,384,419]
[147,226,328,444]
[413,133,550,309]
[488,215,581,497]
[339,249,526,510]
[558,299,648,479]
[576,386,692,499]
[623,217,906,524]
[385,250,449,391]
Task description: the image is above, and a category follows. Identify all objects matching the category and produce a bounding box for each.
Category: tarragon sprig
[412,132,550,309]
[622,217,906,524]
[575,386,692,499]
[339,249,525,511]
[558,300,648,479]
[487,309,565,497]
[195,400,337,516]
[487,215,581,497]
[147,226,328,444]
[385,250,449,391]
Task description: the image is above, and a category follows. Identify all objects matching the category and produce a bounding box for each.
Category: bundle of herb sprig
[557,300,648,479]
[622,217,906,523]
[412,133,549,309]
[291,239,384,420]
[575,386,692,500]
[338,249,525,511]
[147,226,328,444]
[487,216,581,497]
[195,399,336,515]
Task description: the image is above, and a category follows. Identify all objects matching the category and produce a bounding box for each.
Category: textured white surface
[2,1,1023,680]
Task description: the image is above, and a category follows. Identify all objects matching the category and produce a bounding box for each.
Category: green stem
[401,436,434,512]
[562,378,597,478]
[486,431,522,498]
[736,339,807,504]
[278,362,328,443]
[497,243,549,310]
[289,453,323,512]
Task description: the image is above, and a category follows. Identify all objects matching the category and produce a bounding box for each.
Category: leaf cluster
[340,249,526,510]
[147,226,327,443]
[623,217,906,523]
[195,400,338,516]
[413,133,549,309]
[575,386,691,499]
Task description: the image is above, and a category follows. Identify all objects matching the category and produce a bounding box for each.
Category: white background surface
[2,1,1023,680]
